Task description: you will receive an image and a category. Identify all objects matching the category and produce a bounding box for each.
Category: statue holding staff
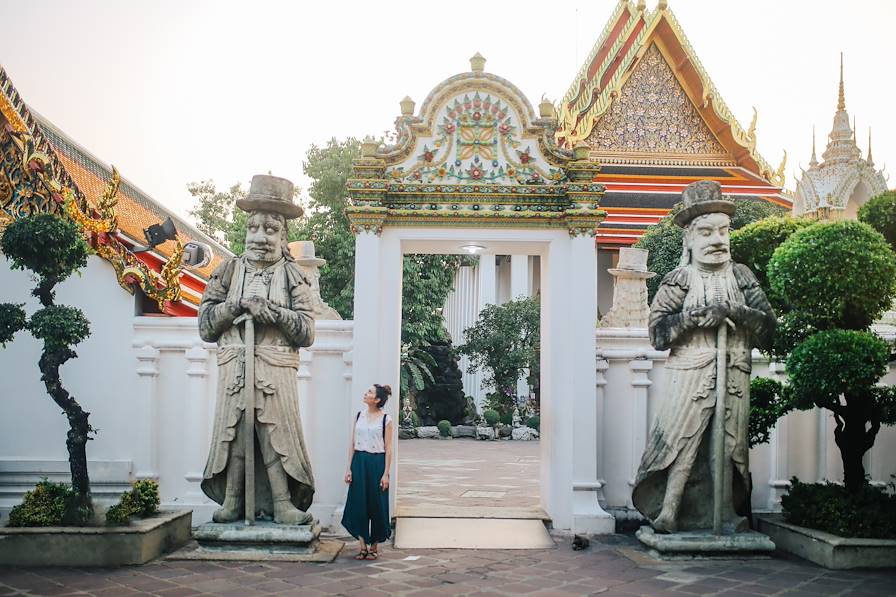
[198,174,315,525]
[632,180,775,534]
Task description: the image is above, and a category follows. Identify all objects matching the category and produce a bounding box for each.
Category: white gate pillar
[511,254,530,398]
[351,230,384,413]
[568,233,615,533]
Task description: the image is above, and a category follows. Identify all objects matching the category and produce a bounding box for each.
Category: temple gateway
[1,0,894,538]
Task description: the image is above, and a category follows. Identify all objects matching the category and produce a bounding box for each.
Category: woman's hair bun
[382,384,392,395]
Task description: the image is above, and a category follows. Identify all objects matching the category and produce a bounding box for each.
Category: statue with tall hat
[198,174,315,525]
[632,180,775,535]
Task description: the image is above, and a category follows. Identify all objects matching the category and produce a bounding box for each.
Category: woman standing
[342,384,393,560]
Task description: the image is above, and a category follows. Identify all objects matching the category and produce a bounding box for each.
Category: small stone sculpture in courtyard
[598,247,655,328]
[288,240,342,320]
[198,174,316,525]
[632,180,775,535]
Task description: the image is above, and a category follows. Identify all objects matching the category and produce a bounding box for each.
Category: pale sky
[1,0,893,221]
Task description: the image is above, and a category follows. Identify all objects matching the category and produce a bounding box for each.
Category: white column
[628,358,653,507]
[595,357,610,499]
[477,253,496,312]
[184,345,209,501]
[350,230,383,413]
[566,233,614,533]
[133,344,160,480]
[510,254,528,300]
[767,361,790,510]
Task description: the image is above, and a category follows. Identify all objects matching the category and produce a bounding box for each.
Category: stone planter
[0,509,192,566]
[757,515,896,569]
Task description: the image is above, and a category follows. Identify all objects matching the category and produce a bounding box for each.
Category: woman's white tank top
[354,411,390,453]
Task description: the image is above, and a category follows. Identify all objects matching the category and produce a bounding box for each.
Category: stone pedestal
[194,520,321,555]
[636,526,775,558]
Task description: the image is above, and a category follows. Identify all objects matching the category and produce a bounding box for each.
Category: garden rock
[512,427,539,441]
[497,425,512,438]
[398,427,417,440]
[416,426,441,439]
[452,425,476,438]
[476,426,495,440]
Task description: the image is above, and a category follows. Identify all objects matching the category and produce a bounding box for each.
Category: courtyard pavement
[1,439,894,596]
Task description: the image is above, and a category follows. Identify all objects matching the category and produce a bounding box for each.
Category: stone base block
[193,520,321,555]
[0,510,192,566]
[636,526,775,558]
[757,515,896,569]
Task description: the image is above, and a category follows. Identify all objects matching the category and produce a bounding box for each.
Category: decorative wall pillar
[628,358,653,507]
[184,345,209,500]
[595,357,610,499]
[133,344,160,480]
[478,253,497,311]
[766,361,790,509]
[349,228,384,417]
[510,254,530,398]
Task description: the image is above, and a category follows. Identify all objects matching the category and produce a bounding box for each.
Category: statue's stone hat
[288,241,326,267]
[608,247,655,279]
[236,174,303,219]
[673,180,735,227]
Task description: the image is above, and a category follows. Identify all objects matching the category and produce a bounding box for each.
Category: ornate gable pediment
[587,43,730,163]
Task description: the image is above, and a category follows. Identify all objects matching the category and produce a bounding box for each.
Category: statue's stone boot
[268,461,313,525]
[652,511,678,534]
[212,456,245,523]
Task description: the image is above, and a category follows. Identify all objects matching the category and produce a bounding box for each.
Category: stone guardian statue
[632,180,775,535]
[199,174,315,525]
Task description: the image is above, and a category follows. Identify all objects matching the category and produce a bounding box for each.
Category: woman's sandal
[366,547,379,560]
[354,549,369,560]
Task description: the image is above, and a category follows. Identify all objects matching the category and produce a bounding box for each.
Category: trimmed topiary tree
[858,190,896,251]
[413,340,467,425]
[0,213,94,520]
[760,220,896,493]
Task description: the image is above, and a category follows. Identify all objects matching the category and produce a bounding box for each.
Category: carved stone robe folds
[632,263,774,530]
[199,256,316,515]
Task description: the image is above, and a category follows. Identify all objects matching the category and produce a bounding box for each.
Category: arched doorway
[346,55,614,534]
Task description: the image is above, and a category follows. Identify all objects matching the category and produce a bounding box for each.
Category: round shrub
[483,409,499,427]
[1,213,89,283]
[748,377,793,447]
[7,480,77,527]
[0,303,26,347]
[858,190,896,251]
[786,329,889,410]
[526,415,540,431]
[132,479,160,516]
[437,420,452,437]
[27,306,90,350]
[499,411,513,426]
[768,221,896,330]
[730,216,814,307]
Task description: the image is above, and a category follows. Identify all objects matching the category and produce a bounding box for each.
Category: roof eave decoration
[0,65,185,313]
[557,1,783,187]
[347,57,605,236]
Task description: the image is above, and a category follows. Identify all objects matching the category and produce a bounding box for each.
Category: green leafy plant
[748,377,794,447]
[526,415,540,431]
[437,420,452,437]
[7,480,85,527]
[858,190,896,251]
[761,221,896,494]
[483,409,500,427]
[413,341,467,425]
[781,477,896,539]
[499,411,513,426]
[458,296,540,413]
[1,214,95,517]
[132,479,161,516]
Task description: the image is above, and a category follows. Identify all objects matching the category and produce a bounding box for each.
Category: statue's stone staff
[198,174,316,526]
[632,180,775,534]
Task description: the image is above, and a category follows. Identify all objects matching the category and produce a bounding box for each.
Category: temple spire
[837,52,846,111]
[867,128,874,167]
[809,126,818,167]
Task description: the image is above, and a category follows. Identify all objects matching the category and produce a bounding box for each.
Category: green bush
[132,479,160,516]
[787,330,889,410]
[7,480,79,527]
[730,216,814,309]
[27,306,90,351]
[105,502,132,526]
[781,477,896,539]
[499,411,513,426]
[526,415,540,431]
[858,190,896,250]
[768,221,896,330]
[437,420,452,437]
[748,378,794,447]
[105,487,144,526]
[483,409,499,427]
[0,303,26,347]
[1,213,89,283]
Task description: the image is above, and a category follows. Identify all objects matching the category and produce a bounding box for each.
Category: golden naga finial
[746,107,758,149]
[658,0,669,9]
[837,53,846,111]
[470,52,486,73]
[772,150,787,187]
